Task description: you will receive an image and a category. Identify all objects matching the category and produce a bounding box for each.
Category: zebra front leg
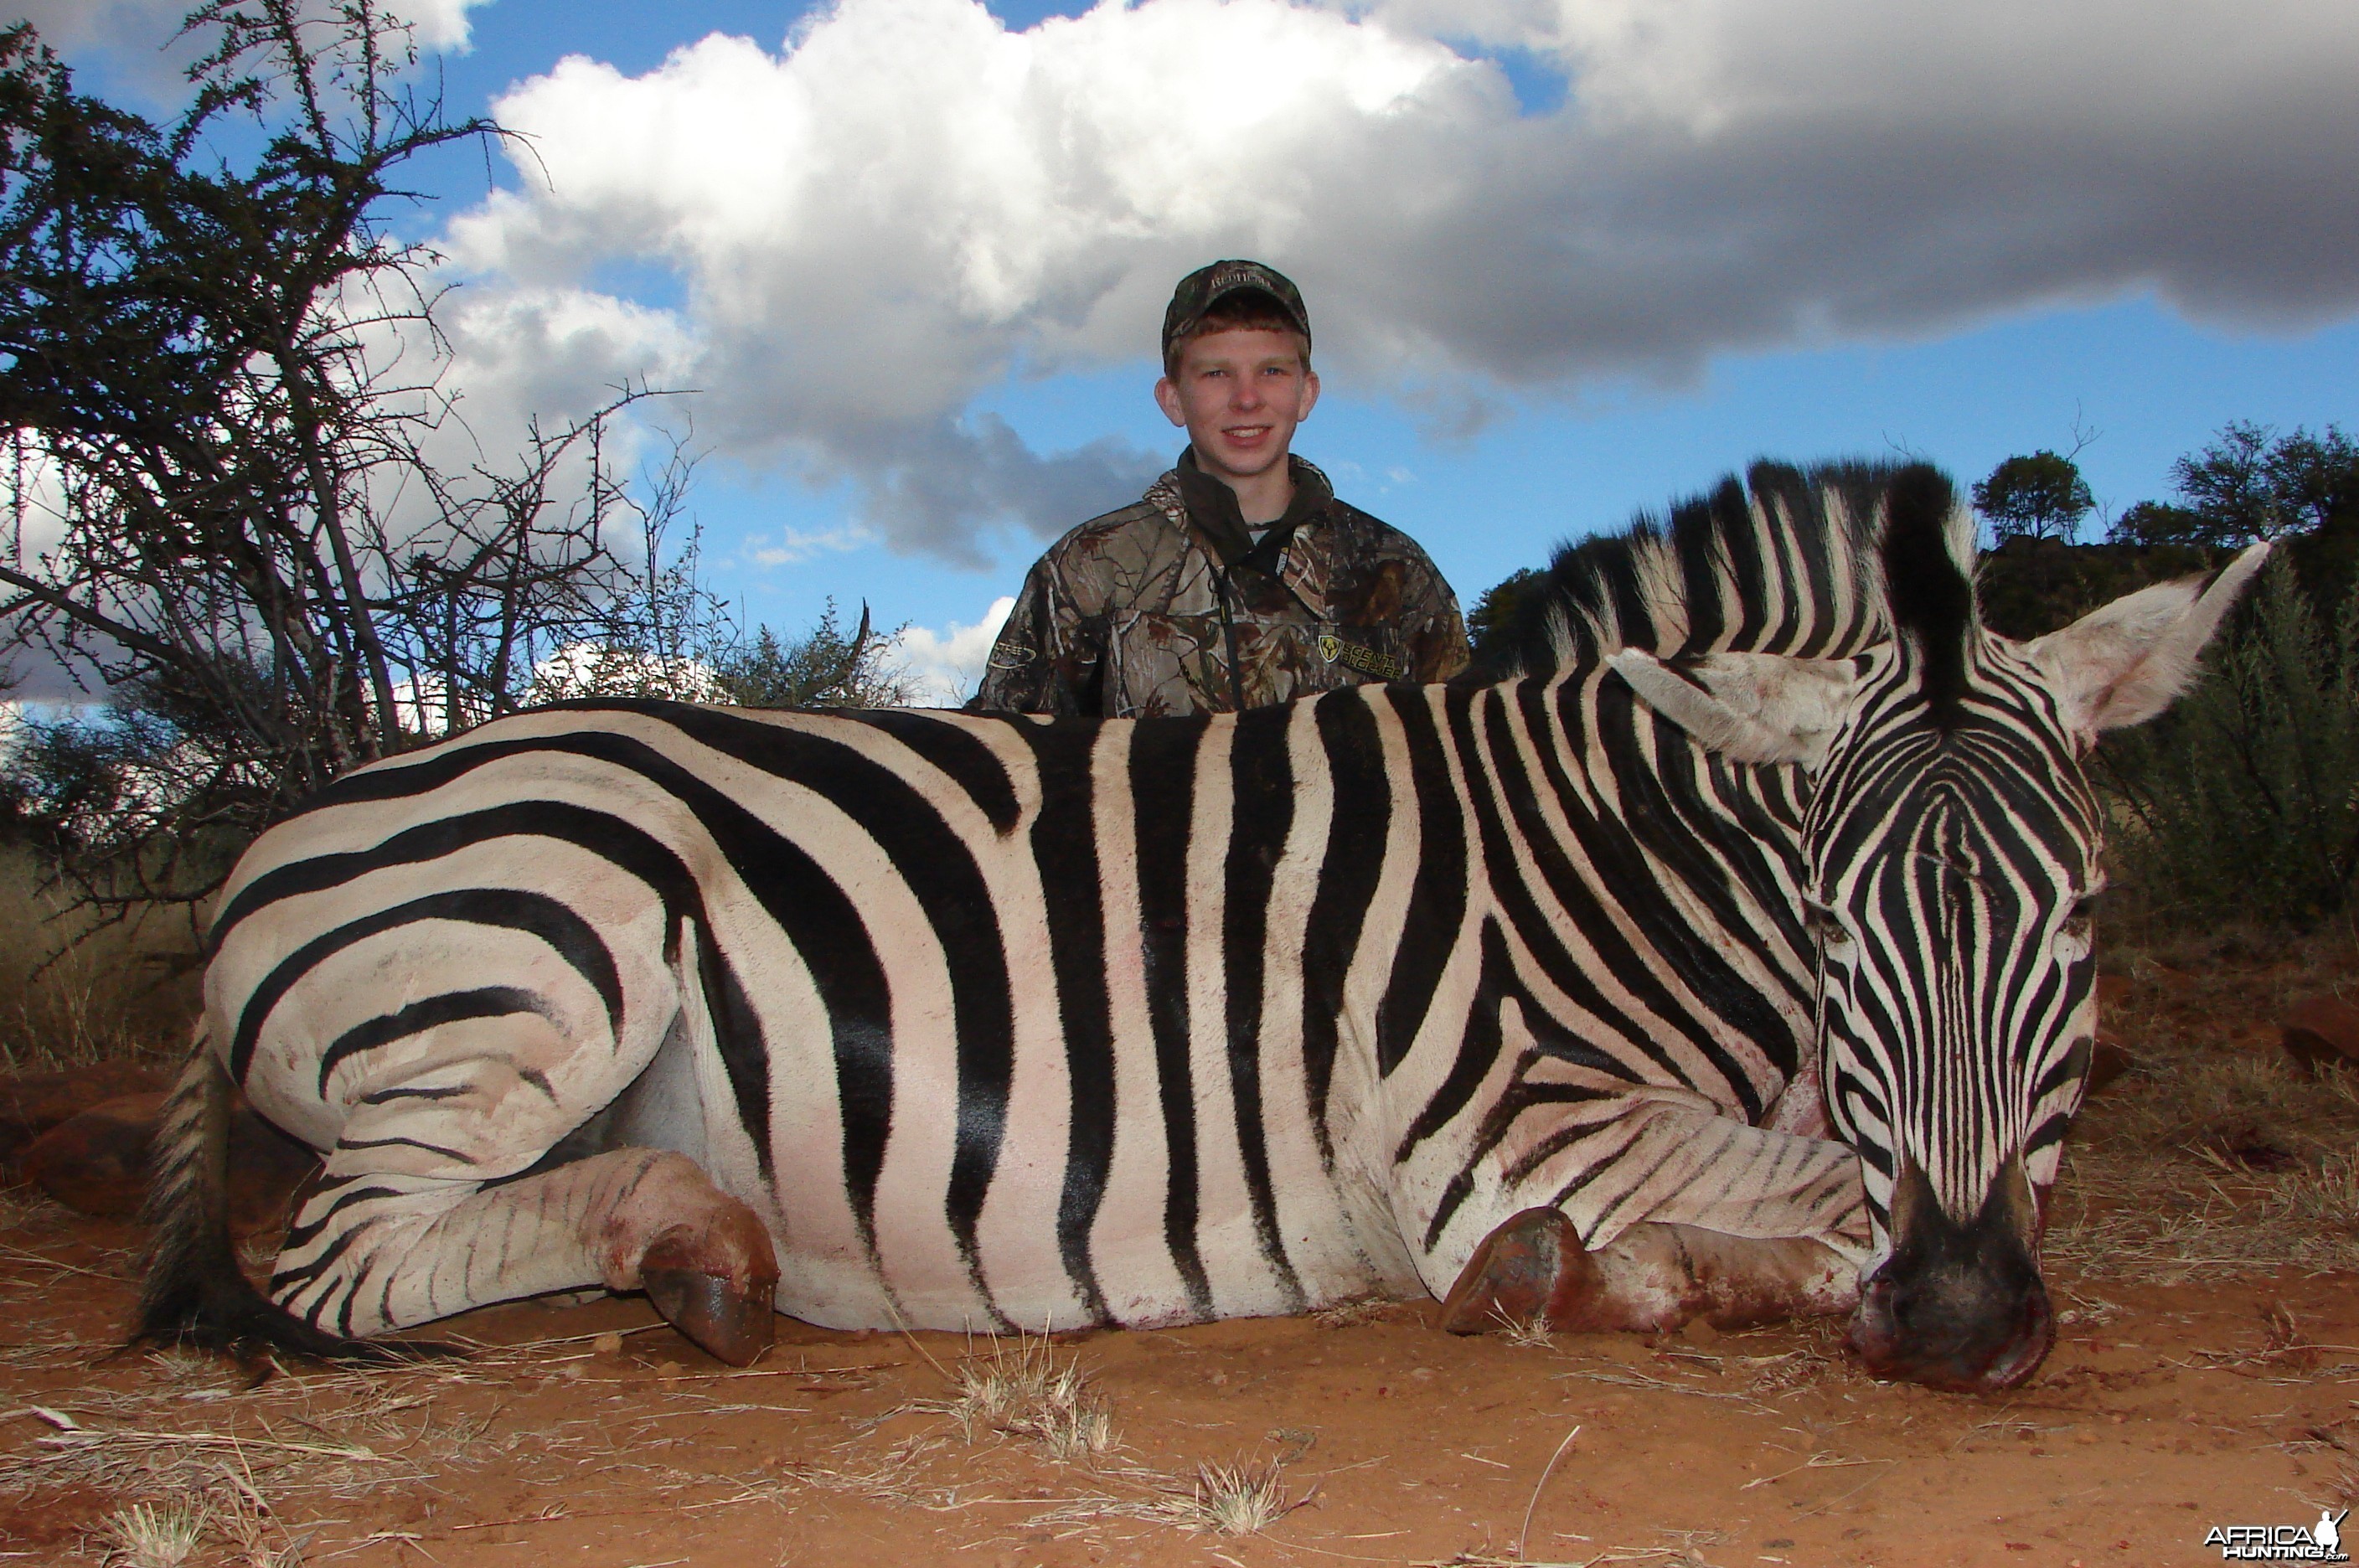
[1438,1209,1853,1333]
[1436,1094,1868,1337]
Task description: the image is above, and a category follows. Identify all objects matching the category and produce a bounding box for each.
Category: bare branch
[0,13,725,909]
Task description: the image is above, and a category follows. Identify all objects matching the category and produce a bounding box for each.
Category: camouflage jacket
[971,454,1469,718]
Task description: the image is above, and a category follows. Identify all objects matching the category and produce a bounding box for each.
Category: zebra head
[1613,467,2265,1390]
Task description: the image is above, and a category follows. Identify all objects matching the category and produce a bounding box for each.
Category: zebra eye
[2055,889,2105,959]
[1804,900,1853,949]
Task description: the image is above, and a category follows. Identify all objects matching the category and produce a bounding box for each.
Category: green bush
[2098,554,2359,933]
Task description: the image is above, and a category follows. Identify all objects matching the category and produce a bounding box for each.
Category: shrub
[2098,554,2359,933]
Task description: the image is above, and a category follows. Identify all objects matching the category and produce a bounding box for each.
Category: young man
[972,260,1469,717]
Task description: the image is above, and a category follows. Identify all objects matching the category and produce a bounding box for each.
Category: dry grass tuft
[77,1471,305,1568]
[925,1333,1118,1459]
[94,1498,209,1568]
[1164,1458,1294,1535]
[1494,1310,1557,1351]
[793,1347,1315,1540]
[209,1477,307,1568]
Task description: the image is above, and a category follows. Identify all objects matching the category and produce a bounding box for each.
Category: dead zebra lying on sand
[136,461,2262,1393]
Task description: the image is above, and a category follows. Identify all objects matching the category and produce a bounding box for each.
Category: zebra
[138,461,2261,1391]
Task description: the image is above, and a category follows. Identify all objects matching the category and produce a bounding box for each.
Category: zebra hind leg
[1438,1209,1855,1335]
[632,1168,782,1366]
[273,1004,782,1366]
[276,1144,781,1365]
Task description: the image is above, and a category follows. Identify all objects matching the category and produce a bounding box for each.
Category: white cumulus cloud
[431,0,2359,565]
[890,596,1015,707]
[440,0,1484,561]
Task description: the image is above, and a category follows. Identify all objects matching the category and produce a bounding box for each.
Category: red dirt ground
[4,950,2356,1568]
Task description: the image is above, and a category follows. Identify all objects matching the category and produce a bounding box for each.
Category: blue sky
[38,0,2359,697]
[732,295,2359,651]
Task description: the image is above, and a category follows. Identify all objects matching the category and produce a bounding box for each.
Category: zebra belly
[749,1004,1410,1333]
[762,1202,1391,1334]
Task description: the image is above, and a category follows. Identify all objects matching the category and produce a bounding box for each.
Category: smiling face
[1154,326,1319,496]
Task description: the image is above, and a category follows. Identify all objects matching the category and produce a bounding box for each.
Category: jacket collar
[1172,448,1333,575]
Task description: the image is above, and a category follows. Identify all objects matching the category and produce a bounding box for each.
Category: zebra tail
[132,1038,440,1363]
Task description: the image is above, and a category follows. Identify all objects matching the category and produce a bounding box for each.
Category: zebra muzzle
[1849,1159,2053,1392]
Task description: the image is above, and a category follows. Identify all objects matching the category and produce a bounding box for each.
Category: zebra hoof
[642,1228,778,1368]
[1438,1206,1598,1334]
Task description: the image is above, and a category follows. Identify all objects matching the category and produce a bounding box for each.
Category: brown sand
[3,948,2353,1567]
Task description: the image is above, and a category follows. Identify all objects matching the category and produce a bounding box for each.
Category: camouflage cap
[1161,260,1311,358]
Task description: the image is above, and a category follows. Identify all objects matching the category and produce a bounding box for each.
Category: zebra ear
[2023,541,2270,737]
[1609,649,1859,769]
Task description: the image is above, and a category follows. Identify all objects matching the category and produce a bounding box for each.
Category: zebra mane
[1497,460,1979,678]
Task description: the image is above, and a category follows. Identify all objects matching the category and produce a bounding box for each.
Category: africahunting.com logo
[2205,1510,2349,1561]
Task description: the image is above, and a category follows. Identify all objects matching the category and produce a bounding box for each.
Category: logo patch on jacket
[1317,632,1405,680]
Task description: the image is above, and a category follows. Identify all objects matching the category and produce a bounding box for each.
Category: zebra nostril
[1848,1272,1906,1366]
